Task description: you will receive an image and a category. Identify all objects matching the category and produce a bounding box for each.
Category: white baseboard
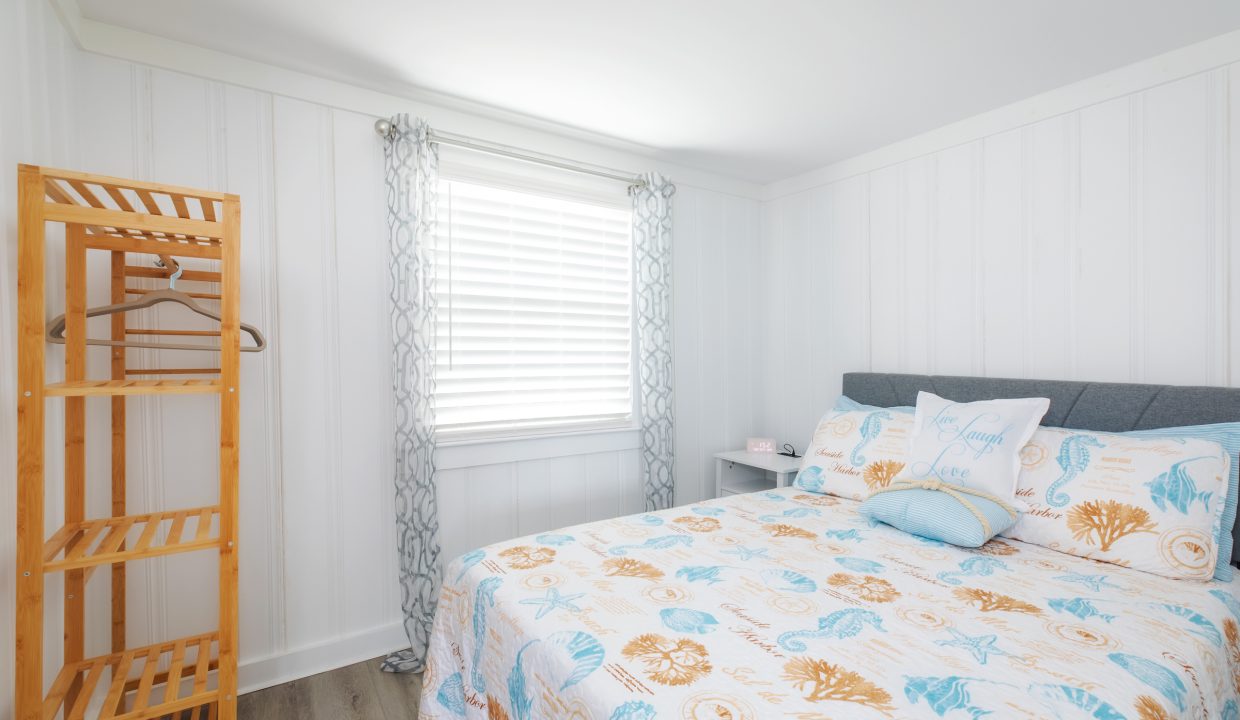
[239,622,410,694]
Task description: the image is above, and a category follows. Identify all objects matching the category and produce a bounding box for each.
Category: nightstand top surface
[714,450,803,474]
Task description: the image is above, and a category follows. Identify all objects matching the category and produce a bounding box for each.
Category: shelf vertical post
[110,249,128,651]
[64,223,88,711]
[15,164,47,720]
[217,194,242,720]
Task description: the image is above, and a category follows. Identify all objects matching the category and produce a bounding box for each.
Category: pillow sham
[793,408,915,500]
[896,391,1050,503]
[1002,427,1230,581]
[1126,423,1240,581]
[834,395,914,414]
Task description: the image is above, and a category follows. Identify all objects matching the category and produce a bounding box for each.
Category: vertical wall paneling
[900,158,932,374]
[806,184,833,422]
[1209,68,1229,387]
[1129,94,1148,383]
[931,143,978,375]
[783,192,815,441]
[150,67,221,645]
[762,61,1239,426]
[724,201,758,458]
[1142,75,1215,384]
[222,83,285,663]
[272,97,341,647]
[1231,63,1240,387]
[671,188,701,505]
[1077,97,1134,382]
[1026,115,1073,379]
[755,195,784,437]
[867,167,901,375]
[979,129,1025,377]
[697,191,727,502]
[669,186,762,503]
[463,464,519,553]
[331,108,398,631]
[0,0,82,708]
[584,451,623,523]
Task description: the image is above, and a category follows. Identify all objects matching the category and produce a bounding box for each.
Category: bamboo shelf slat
[44,379,223,397]
[124,265,221,283]
[43,506,221,572]
[41,167,229,202]
[124,369,222,376]
[42,633,219,720]
[84,234,222,261]
[126,288,222,301]
[46,205,221,242]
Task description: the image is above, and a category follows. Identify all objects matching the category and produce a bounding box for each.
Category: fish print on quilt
[418,488,1240,719]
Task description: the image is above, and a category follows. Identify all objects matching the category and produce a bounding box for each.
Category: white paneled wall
[0,15,762,708]
[759,64,1240,447]
[672,187,763,506]
[0,1,81,714]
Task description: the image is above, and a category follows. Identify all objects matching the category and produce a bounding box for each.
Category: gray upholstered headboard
[842,372,1240,565]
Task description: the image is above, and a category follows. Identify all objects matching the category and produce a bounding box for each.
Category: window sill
[436,426,640,470]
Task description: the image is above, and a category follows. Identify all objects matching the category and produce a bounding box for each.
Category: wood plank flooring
[238,657,422,719]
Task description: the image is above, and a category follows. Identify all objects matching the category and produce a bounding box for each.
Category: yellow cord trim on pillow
[868,479,1018,538]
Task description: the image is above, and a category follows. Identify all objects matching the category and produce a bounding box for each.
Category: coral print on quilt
[418,488,1240,719]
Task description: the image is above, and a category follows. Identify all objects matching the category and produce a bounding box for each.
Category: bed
[418,374,1240,719]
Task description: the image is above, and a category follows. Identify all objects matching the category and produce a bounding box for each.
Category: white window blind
[432,178,634,438]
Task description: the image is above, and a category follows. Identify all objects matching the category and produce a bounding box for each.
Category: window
[432,177,634,439]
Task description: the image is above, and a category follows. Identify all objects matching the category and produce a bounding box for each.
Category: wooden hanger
[46,261,267,352]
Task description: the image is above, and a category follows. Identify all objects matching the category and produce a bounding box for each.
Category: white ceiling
[76,0,1240,183]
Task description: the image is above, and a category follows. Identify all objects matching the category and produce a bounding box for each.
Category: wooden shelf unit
[16,165,242,720]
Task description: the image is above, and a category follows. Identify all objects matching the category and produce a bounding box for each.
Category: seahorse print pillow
[1002,427,1231,580]
[793,408,915,500]
[895,391,1050,503]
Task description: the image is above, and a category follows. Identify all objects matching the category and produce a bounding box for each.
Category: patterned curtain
[631,173,677,511]
[380,115,442,673]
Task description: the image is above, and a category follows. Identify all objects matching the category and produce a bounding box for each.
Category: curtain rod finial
[374,118,394,139]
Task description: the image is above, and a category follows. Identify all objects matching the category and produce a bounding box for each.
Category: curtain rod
[375,120,646,188]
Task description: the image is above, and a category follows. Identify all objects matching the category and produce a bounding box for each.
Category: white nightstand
[713,450,803,497]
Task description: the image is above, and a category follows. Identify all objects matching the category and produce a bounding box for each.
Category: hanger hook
[168,263,184,290]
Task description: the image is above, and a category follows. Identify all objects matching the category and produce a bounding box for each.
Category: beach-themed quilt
[418,488,1240,719]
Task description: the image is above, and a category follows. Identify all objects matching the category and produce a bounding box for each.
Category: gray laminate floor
[239,657,422,719]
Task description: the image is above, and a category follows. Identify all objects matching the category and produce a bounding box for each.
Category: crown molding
[47,0,764,200]
[763,27,1240,200]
